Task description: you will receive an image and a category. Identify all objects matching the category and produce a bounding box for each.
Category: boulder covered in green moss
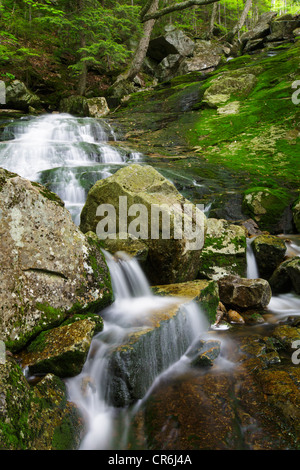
[16,318,101,377]
[5,80,42,112]
[151,279,219,325]
[80,163,206,285]
[242,187,293,233]
[197,218,247,281]
[269,256,300,295]
[252,234,287,279]
[0,357,84,449]
[202,72,257,108]
[59,95,89,116]
[0,169,112,353]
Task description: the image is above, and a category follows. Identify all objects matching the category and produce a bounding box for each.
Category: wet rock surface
[0,168,112,352]
[80,163,206,285]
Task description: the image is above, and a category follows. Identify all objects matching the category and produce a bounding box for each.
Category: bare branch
[142,0,221,22]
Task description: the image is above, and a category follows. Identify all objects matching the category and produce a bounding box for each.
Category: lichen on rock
[0,169,112,352]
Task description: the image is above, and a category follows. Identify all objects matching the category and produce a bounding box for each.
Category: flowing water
[246,235,300,323]
[1,113,300,449]
[66,251,210,450]
[0,113,141,224]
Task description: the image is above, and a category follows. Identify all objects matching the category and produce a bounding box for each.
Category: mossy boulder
[59,95,89,116]
[101,232,149,264]
[0,169,112,352]
[197,218,247,281]
[151,279,219,325]
[242,187,293,233]
[269,256,300,295]
[178,40,223,76]
[5,80,42,112]
[16,318,100,377]
[80,163,206,285]
[0,357,84,449]
[202,72,257,108]
[252,234,287,279]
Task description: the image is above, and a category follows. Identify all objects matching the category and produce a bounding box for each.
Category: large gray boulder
[178,40,223,75]
[80,164,206,285]
[147,27,195,63]
[266,13,300,42]
[5,80,41,111]
[0,168,112,352]
[240,11,278,45]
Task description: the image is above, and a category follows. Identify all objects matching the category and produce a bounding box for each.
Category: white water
[246,235,300,321]
[66,251,210,450]
[246,237,260,279]
[0,113,141,224]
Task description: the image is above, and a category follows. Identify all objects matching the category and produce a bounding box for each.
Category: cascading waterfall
[66,251,210,450]
[0,113,141,224]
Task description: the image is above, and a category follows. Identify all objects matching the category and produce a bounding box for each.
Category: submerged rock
[187,339,221,367]
[80,163,206,285]
[0,168,112,352]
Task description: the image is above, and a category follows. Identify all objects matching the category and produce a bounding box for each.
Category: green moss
[62,312,103,333]
[31,181,65,207]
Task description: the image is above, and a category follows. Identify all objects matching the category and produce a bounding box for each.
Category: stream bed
[1,113,300,450]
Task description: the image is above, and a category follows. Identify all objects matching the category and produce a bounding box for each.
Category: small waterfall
[246,237,259,279]
[0,113,141,224]
[66,252,209,450]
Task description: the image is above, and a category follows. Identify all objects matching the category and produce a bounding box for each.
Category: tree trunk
[113,0,221,87]
[126,0,159,81]
[77,33,87,96]
[113,0,159,84]
[226,0,253,42]
[77,0,87,96]
[208,2,218,37]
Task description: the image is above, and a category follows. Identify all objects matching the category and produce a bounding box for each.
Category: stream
[0,113,300,450]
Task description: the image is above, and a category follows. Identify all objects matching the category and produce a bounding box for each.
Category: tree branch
[140,0,155,20]
[141,0,221,22]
